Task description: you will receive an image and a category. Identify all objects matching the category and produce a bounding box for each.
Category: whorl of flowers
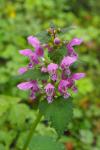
[17,27,85,103]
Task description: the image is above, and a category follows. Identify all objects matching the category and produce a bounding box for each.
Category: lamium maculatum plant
[17,26,85,150]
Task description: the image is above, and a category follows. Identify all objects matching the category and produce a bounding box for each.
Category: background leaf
[29,135,65,150]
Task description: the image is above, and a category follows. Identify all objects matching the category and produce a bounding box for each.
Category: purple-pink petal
[17,81,33,90]
[66,38,82,58]
[18,67,27,74]
[30,53,39,64]
[47,63,58,74]
[19,49,33,57]
[41,67,47,73]
[45,83,54,97]
[61,56,77,69]
[47,63,58,81]
[64,92,70,99]
[30,91,36,100]
[72,86,78,93]
[72,73,85,80]
[58,80,69,94]
[28,62,33,69]
[31,80,39,92]
[68,38,83,47]
[35,46,44,57]
[27,36,40,48]
[51,74,58,81]
[47,96,53,103]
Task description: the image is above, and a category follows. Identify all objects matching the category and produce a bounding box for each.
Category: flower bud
[54,37,60,45]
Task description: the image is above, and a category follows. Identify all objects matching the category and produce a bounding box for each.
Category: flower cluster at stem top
[17,28,85,103]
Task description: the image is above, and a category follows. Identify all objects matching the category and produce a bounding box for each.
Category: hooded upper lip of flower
[18,67,28,75]
[41,66,47,73]
[27,36,40,48]
[58,80,71,99]
[71,73,85,80]
[19,49,33,57]
[66,38,83,57]
[58,80,69,94]
[17,81,34,91]
[19,49,39,67]
[35,46,44,57]
[65,73,85,87]
[17,80,39,91]
[67,38,83,48]
[47,63,58,74]
[47,63,58,81]
[27,36,44,57]
[61,56,77,69]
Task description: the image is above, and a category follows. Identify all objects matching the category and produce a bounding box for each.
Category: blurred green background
[0,0,100,150]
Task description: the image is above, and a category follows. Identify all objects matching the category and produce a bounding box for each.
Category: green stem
[23,112,42,150]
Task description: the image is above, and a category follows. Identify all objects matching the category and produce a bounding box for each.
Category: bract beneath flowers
[17,28,85,103]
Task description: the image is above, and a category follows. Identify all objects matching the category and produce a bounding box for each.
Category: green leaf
[0,144,5,150]
[16,131,29,149]
[29,135,65,150]
[0,130,16,147]
[80,130,94,144]
[49,45,67,64]
[8,104,31,127]
[0,99,9,117]
[15,68,49,81]
[39,97,73,135]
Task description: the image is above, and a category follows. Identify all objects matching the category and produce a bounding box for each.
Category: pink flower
[72,73,85,80]
[54,37,60,45]
[61,56,77,70]
[18,67,28,74]
[58,80,70,99]
[17,34,85,103]
[27,36,40,48]
[66,73,85,93]
[17,81,33,90]
[35,46,44,57]
[63,93,70,99]
[47,63,58,81]
[72,86,78,93]
[30,81,39,100]
[58,80,68,94]
[17,80,39,90]
[66,77,78,93]
[66,38,83,57]
[28,62,33,69]
[19,49,39,65]
[19,49,33,57]
[27,36,44,57]
[30,52,39,64]
[61,68,71,79]
[30,92,36,100]
[41,67,47,73]
[68,38,83,47]
[31,80,39,92]
[17,80,39,100]
[66,77,74,88]
[45,83,55,103]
